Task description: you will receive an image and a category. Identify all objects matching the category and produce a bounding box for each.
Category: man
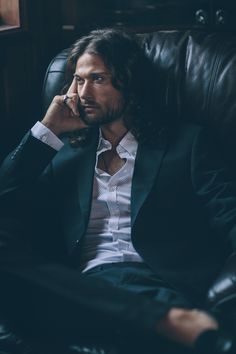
[0,28,235,353]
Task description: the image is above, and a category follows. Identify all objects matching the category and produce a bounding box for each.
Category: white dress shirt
[79,131,143,272]
[31,122,144,272]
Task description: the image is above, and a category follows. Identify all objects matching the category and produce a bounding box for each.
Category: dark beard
[78,102,127,127]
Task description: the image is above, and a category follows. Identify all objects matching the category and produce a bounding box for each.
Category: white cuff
[31,121,64,151]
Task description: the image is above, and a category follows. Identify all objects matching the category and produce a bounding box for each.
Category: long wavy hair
[65,28,164,144]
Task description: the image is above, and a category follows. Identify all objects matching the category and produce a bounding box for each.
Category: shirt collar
[97,129,138,158]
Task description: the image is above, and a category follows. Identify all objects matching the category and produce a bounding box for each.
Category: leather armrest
[207,253,236,310]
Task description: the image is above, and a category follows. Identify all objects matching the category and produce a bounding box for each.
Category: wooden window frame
[0,0,27,36]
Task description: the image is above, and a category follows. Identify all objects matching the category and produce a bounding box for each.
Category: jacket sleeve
[0,131,57,213]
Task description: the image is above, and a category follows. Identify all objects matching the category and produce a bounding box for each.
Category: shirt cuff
[31,121,64,151]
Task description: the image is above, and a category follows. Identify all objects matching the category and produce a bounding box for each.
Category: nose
[79,81,93,101]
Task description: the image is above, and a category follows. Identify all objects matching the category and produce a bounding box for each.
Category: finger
[67,77,77,94]
[64,94,80,116]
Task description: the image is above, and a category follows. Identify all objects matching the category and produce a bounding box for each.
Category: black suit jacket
[0,123,236,340]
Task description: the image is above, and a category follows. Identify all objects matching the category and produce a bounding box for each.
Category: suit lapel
[131,129,169,227]
[58,130,99,253]
[76,137,98,234]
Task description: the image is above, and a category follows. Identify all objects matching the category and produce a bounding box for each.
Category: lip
[84,104,98,107]
[84,106,96,109]
[83,105,99,111]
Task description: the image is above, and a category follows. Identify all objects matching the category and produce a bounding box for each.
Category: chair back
[42,30,236,159]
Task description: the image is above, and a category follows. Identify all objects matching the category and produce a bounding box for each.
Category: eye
[92,74,104,83]
[74,76,84,85]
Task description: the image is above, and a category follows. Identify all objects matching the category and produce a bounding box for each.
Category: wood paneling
[0,0,20,26]
[0,0,62,161]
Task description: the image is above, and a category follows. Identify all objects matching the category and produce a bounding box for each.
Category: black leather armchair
[42,30,236,314]
[1,30,236,354]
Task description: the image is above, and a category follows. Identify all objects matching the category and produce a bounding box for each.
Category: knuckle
[53,95,61,102]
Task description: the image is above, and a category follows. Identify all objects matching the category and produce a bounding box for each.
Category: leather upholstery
[41,30,236,312]
[207,253,236,309]
[42,49,69,114]
[43,31,236,159]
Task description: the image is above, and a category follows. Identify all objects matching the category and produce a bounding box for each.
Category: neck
[101,119,128,148]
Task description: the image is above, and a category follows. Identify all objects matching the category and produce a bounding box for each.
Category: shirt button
[41,134,47,142]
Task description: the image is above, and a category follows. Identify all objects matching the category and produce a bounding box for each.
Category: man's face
[74,53,126,127]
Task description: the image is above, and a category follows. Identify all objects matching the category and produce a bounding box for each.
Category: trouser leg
[83,262,196,354]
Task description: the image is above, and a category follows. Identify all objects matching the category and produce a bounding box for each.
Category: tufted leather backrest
[42,30,236,308]
[42,30,236,155]
[140,31,236,153]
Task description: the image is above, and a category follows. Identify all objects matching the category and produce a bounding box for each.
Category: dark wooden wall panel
[0,0,62,161]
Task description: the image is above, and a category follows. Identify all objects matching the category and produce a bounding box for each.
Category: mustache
[77,101,100,119]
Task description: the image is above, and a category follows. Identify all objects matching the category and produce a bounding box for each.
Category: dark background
[1,0,236,161]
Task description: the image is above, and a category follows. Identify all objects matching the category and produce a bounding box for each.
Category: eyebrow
[73,72,110,78]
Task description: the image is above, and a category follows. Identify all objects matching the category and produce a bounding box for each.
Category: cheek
[106,90,125,106]
[113,94,126,108]
[94,86,124,107]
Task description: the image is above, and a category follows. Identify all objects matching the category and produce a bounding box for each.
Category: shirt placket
[107,175,120,236]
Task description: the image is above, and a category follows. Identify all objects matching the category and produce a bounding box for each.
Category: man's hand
[41,79,87,136]
[156,308,218,347]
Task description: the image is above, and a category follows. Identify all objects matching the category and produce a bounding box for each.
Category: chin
[81,115,101,127]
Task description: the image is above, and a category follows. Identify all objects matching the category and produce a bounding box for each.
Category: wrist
[41,119,61,136]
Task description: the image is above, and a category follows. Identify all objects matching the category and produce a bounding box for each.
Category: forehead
[75,53,110,76]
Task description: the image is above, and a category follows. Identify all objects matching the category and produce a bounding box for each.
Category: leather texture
[207,253,236,309]
[43,31,236,158]
[42,31,236,309]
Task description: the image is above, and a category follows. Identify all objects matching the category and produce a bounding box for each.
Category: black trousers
[0,262,202,354]
[84,262,194,308]
[82,262,196,354]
